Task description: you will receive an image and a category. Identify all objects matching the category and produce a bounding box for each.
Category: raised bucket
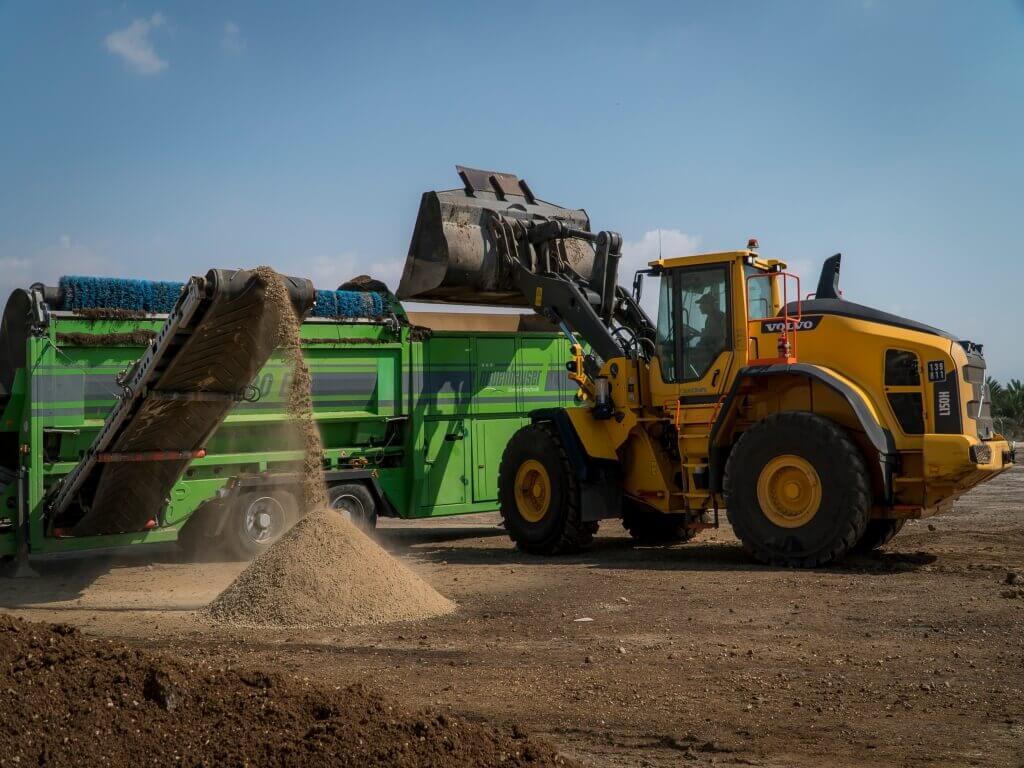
[397,166,595,306]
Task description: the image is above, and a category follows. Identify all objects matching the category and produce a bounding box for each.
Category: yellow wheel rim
[514,459,551,523]
[756,454,822,529]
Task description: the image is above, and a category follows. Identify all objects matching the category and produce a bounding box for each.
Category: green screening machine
[0,268,578,563]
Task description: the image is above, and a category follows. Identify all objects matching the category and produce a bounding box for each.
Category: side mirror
[632,271,644,302]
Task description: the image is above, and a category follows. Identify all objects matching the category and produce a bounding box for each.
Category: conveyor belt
[48,268,314,536]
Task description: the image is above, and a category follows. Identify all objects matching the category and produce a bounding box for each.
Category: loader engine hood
[397,165,596,306]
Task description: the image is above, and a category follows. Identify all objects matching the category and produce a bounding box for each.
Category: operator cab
[636,248,789,391]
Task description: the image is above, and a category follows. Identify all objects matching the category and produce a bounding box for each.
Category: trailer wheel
[498,423,597,555]
[852,519,906,553]
[327,483,377,532]
[621,501,699,545]
[724,411,870,568]
[225,489,298,560]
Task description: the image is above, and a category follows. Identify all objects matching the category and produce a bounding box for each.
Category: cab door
[656,262,735,399]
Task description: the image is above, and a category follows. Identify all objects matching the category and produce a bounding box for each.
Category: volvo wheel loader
[397,166,1014,567]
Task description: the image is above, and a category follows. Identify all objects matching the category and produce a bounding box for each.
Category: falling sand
[206,267,454,628]
[256,265,327,510]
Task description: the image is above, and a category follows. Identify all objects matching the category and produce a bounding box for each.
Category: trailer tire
[621,501,699,545]
[852,519,906,553]
[724,411,870,568]
[498,423,597,555]
[225,489,298,560]
[327,483,378,532]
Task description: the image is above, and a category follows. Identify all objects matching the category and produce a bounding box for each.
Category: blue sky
[1,1,1021,378]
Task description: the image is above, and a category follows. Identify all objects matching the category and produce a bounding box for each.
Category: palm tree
[987,376,1004,405]
[1005,379,1024,422]
[989,377,1024,439]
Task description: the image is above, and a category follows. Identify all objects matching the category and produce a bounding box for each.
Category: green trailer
[0,280,578,560]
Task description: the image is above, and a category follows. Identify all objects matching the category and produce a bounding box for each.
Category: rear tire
[224,489,298,560]
[498,423,597,554]
[327,483,378,532]
[724,411,871,568]
[853,519,905,553]
[621,501,699,545]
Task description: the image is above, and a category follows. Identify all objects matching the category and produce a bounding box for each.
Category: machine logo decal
[759,315,822,334]
[932,370,962,434]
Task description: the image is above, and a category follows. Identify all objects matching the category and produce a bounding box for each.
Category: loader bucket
[397,166,595,306]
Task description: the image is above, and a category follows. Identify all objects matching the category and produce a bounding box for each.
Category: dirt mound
[0,615,569,767]
[206,508,455,628]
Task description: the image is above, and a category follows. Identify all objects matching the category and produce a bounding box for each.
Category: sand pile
[207,508,454,628]
[206,267,454,628]
[0,615,569,767]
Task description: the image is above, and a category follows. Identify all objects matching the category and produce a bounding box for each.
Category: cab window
[655,265,731,383]
[745,264,775,319]
[656,274,678,381]
[680,266,730,381]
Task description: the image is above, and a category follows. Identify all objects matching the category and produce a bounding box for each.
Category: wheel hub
[330,493,364,523]
[756,454,822,528]
[514,459,551,523]
[244,496,284,542]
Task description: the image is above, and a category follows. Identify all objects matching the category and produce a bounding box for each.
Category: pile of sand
[207,508,454,628]
[207,267,454,629]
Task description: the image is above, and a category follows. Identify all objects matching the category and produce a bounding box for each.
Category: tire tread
[498,422,596,555]
[724,411,871,568]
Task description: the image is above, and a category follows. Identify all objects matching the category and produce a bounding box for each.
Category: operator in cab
[696,290,726,357]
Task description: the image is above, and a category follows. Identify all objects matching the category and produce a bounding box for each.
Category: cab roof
[648,249,787,272]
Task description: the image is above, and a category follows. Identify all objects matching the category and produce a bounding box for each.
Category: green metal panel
[472,337,518,413]
[421,419,468,507]
[416,336,472,415]
[471,416,526,502]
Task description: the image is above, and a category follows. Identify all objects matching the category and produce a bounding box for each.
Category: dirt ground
[3,468,1022,767]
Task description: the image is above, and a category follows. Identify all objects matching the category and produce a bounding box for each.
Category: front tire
[498,423,597,554]
[724,411,870,568]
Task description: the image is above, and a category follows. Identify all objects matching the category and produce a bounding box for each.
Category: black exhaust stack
[815,253,842,300]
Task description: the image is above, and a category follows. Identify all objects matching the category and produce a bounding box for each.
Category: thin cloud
[222,21,245,55]
[0,237,115,305]
[105,14,168,75]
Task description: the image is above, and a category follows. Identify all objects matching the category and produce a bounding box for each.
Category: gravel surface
[3,469,1021,767]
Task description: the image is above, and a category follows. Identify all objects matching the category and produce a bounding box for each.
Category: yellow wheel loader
[398,167,1014,567]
